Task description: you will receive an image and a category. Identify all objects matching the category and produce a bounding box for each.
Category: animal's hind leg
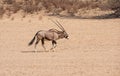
[34,38,40,52]
[41,38,46,51]
[50,40,57,51]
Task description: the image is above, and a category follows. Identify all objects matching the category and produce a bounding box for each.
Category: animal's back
[37,30,59,41]
[48,28,60,33]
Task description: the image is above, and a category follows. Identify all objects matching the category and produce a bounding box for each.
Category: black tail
[28,32,38,46]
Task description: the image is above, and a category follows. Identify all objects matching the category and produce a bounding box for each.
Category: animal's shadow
[21,50,49,53]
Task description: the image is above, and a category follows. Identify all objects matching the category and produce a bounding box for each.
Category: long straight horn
[56,20,65,31]
[50,19,64,31]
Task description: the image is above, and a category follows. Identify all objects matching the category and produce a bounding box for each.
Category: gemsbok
[28,20,69,52]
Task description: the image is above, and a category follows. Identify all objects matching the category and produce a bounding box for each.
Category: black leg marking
[52,40,57,45]
[50,40,57,51]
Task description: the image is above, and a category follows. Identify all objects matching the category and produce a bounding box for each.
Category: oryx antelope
[28,20,69,52]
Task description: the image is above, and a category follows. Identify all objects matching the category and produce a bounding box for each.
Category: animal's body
[28,20,69,52]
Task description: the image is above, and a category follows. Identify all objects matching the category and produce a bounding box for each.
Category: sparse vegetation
[0,4,5,18]
[0,0,119,18]
[107,0,120,17]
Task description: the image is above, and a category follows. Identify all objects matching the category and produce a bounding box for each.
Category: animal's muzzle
[66,36,69,39]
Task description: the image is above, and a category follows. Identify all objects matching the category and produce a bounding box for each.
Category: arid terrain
[0,16,120,76]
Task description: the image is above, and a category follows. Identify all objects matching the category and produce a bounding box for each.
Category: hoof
[50,48,55,52]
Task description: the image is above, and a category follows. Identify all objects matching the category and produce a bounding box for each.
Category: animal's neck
[58,32,64,39]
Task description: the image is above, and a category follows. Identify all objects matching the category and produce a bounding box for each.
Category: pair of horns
[49,19,65,31]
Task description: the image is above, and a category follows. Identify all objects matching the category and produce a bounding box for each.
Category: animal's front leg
[50,40,57,51]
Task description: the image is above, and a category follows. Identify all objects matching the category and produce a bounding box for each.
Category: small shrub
[105,0,120,17]
[0,5,5,18]
[11,2,21,13]
[2,0,15,4]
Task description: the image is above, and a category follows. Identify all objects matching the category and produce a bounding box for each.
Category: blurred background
[0,0,120,19]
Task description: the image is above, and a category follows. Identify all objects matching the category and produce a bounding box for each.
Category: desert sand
[0,16,120,76]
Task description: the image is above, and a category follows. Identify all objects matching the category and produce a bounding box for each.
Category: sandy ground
[0,16,120,76]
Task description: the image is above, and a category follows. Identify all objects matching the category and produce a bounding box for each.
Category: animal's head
[50,19,69,39]
[63,31,69,39]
